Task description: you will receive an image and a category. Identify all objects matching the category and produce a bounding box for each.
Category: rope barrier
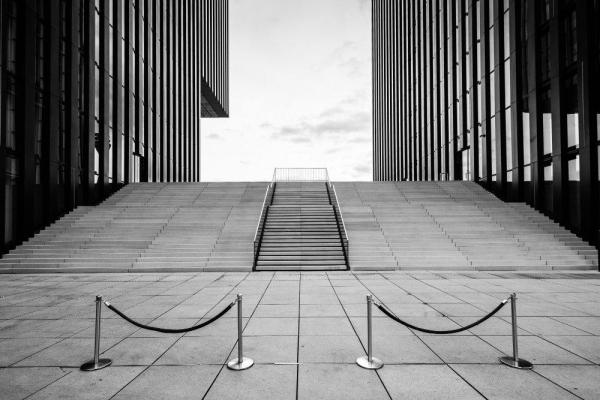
[104,300,236,334]
[376,298,509,335]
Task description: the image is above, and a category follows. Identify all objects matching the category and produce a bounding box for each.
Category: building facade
[373,0,600,245]
[0,0,228,252]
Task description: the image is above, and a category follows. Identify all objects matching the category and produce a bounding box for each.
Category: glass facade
[373,0,600,246]
[0,0,229,252]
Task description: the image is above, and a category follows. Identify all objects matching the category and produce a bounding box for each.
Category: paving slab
[300,317,356,336]
[299,335,364,363]
[205,364,297,400]
[542,336,600,363]
[243,317,298,336]
[0,338,62,366]
[420,336,505,363]
[233,335,297,364]
[111,365,221,400]
[154,336,236,365]
[552,316,600,335]
[298,363,389,399]
[379,365,484,399]
[0,367,70,400]
[451,364,580,399]
[27,366,144,400]
[1,271,600,399]
[534,365,600,400]
[103,337,179,366]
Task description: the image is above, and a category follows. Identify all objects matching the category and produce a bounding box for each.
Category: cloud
[354,164,370,174]
[349,136,370,143]
[338,57,367,77]
[272,111,370,143]
[358,0,369,11]
[280,126,305,136]
[291,136,312,143]
[206,133,222,140]
[318,107,345,118]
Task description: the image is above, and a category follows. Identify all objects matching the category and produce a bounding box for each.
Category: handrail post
[499,293,533,369]
[227,294,254,370]
[356,294,383,369]
[80,295,112,371]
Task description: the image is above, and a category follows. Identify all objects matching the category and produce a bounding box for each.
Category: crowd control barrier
[357,292,533,370]
[80,294,253,371]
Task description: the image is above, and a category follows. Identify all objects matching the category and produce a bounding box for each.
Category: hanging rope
[104,299,236,334]
[376,298,509,335]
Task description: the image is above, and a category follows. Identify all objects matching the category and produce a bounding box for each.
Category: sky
[201,0,372,182]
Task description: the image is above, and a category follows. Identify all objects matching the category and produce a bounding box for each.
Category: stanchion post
[356,294,383,369]
[227,294,254,371]
[500,293,533,370]
[80,295,112,371]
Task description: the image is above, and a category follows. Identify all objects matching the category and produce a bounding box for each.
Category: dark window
[520,0,528,99]
[540,0,551,23]
[564,9,577,66]
[35,0,46,185]
[540,32,550,82]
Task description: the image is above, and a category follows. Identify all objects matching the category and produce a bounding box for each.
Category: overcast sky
[201,0,372,182]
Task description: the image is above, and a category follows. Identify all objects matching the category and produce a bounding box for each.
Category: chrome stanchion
[500,293,533,370]
[81,295,112,371]
[227,294,254,371]
[356,294,383,370]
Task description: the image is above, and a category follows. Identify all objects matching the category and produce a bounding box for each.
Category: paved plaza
[1,271,600,399]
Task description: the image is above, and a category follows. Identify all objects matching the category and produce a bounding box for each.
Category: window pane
[523,112,531,165]
[504,59,511,108]
[491,116,497,177]
[506,107,512,170]
[567,113,579,148]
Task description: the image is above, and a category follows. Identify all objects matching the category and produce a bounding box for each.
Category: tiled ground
[1,271,600,399]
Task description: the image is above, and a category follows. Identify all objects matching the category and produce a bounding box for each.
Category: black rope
[376,299,508,335]
[104,300,236,333]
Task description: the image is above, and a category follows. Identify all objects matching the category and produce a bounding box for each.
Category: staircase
[254,182,349,271]
[336,181,598,271]
[1,181,596,273]
[0,183,266,273]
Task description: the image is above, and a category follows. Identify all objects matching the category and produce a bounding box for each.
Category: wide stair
[336,181,598,271]
[254,182,349,271]
[0,183,267,273]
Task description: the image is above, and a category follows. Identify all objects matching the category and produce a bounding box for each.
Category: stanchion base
[356,356,383,370]
[80,358,112,371]
[499,356,533,370]
[227,357,254,371]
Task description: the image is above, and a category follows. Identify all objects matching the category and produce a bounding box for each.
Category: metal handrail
[253,184,274,269]
[331,184,348,241]
[326,182,349,269]
[253,185,271,244]
[273,168,329,182]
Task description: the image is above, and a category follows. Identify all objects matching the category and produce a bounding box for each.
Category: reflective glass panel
[567,113,579,148]
[523,112,531,165]
[506,108,512,170]
[543,113,552,155]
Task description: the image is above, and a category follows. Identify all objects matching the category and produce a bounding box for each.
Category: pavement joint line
[201,271,274,400]
[530,368,586,400]
[295,271,302,400]
[335,271,393,399]
[445,363,490,399]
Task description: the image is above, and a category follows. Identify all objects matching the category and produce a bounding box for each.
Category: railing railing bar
[327,183,349,269]
[272,168,329,182]
[253,185,271,244]
[253,183,274,269]
[332,184,348,241]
